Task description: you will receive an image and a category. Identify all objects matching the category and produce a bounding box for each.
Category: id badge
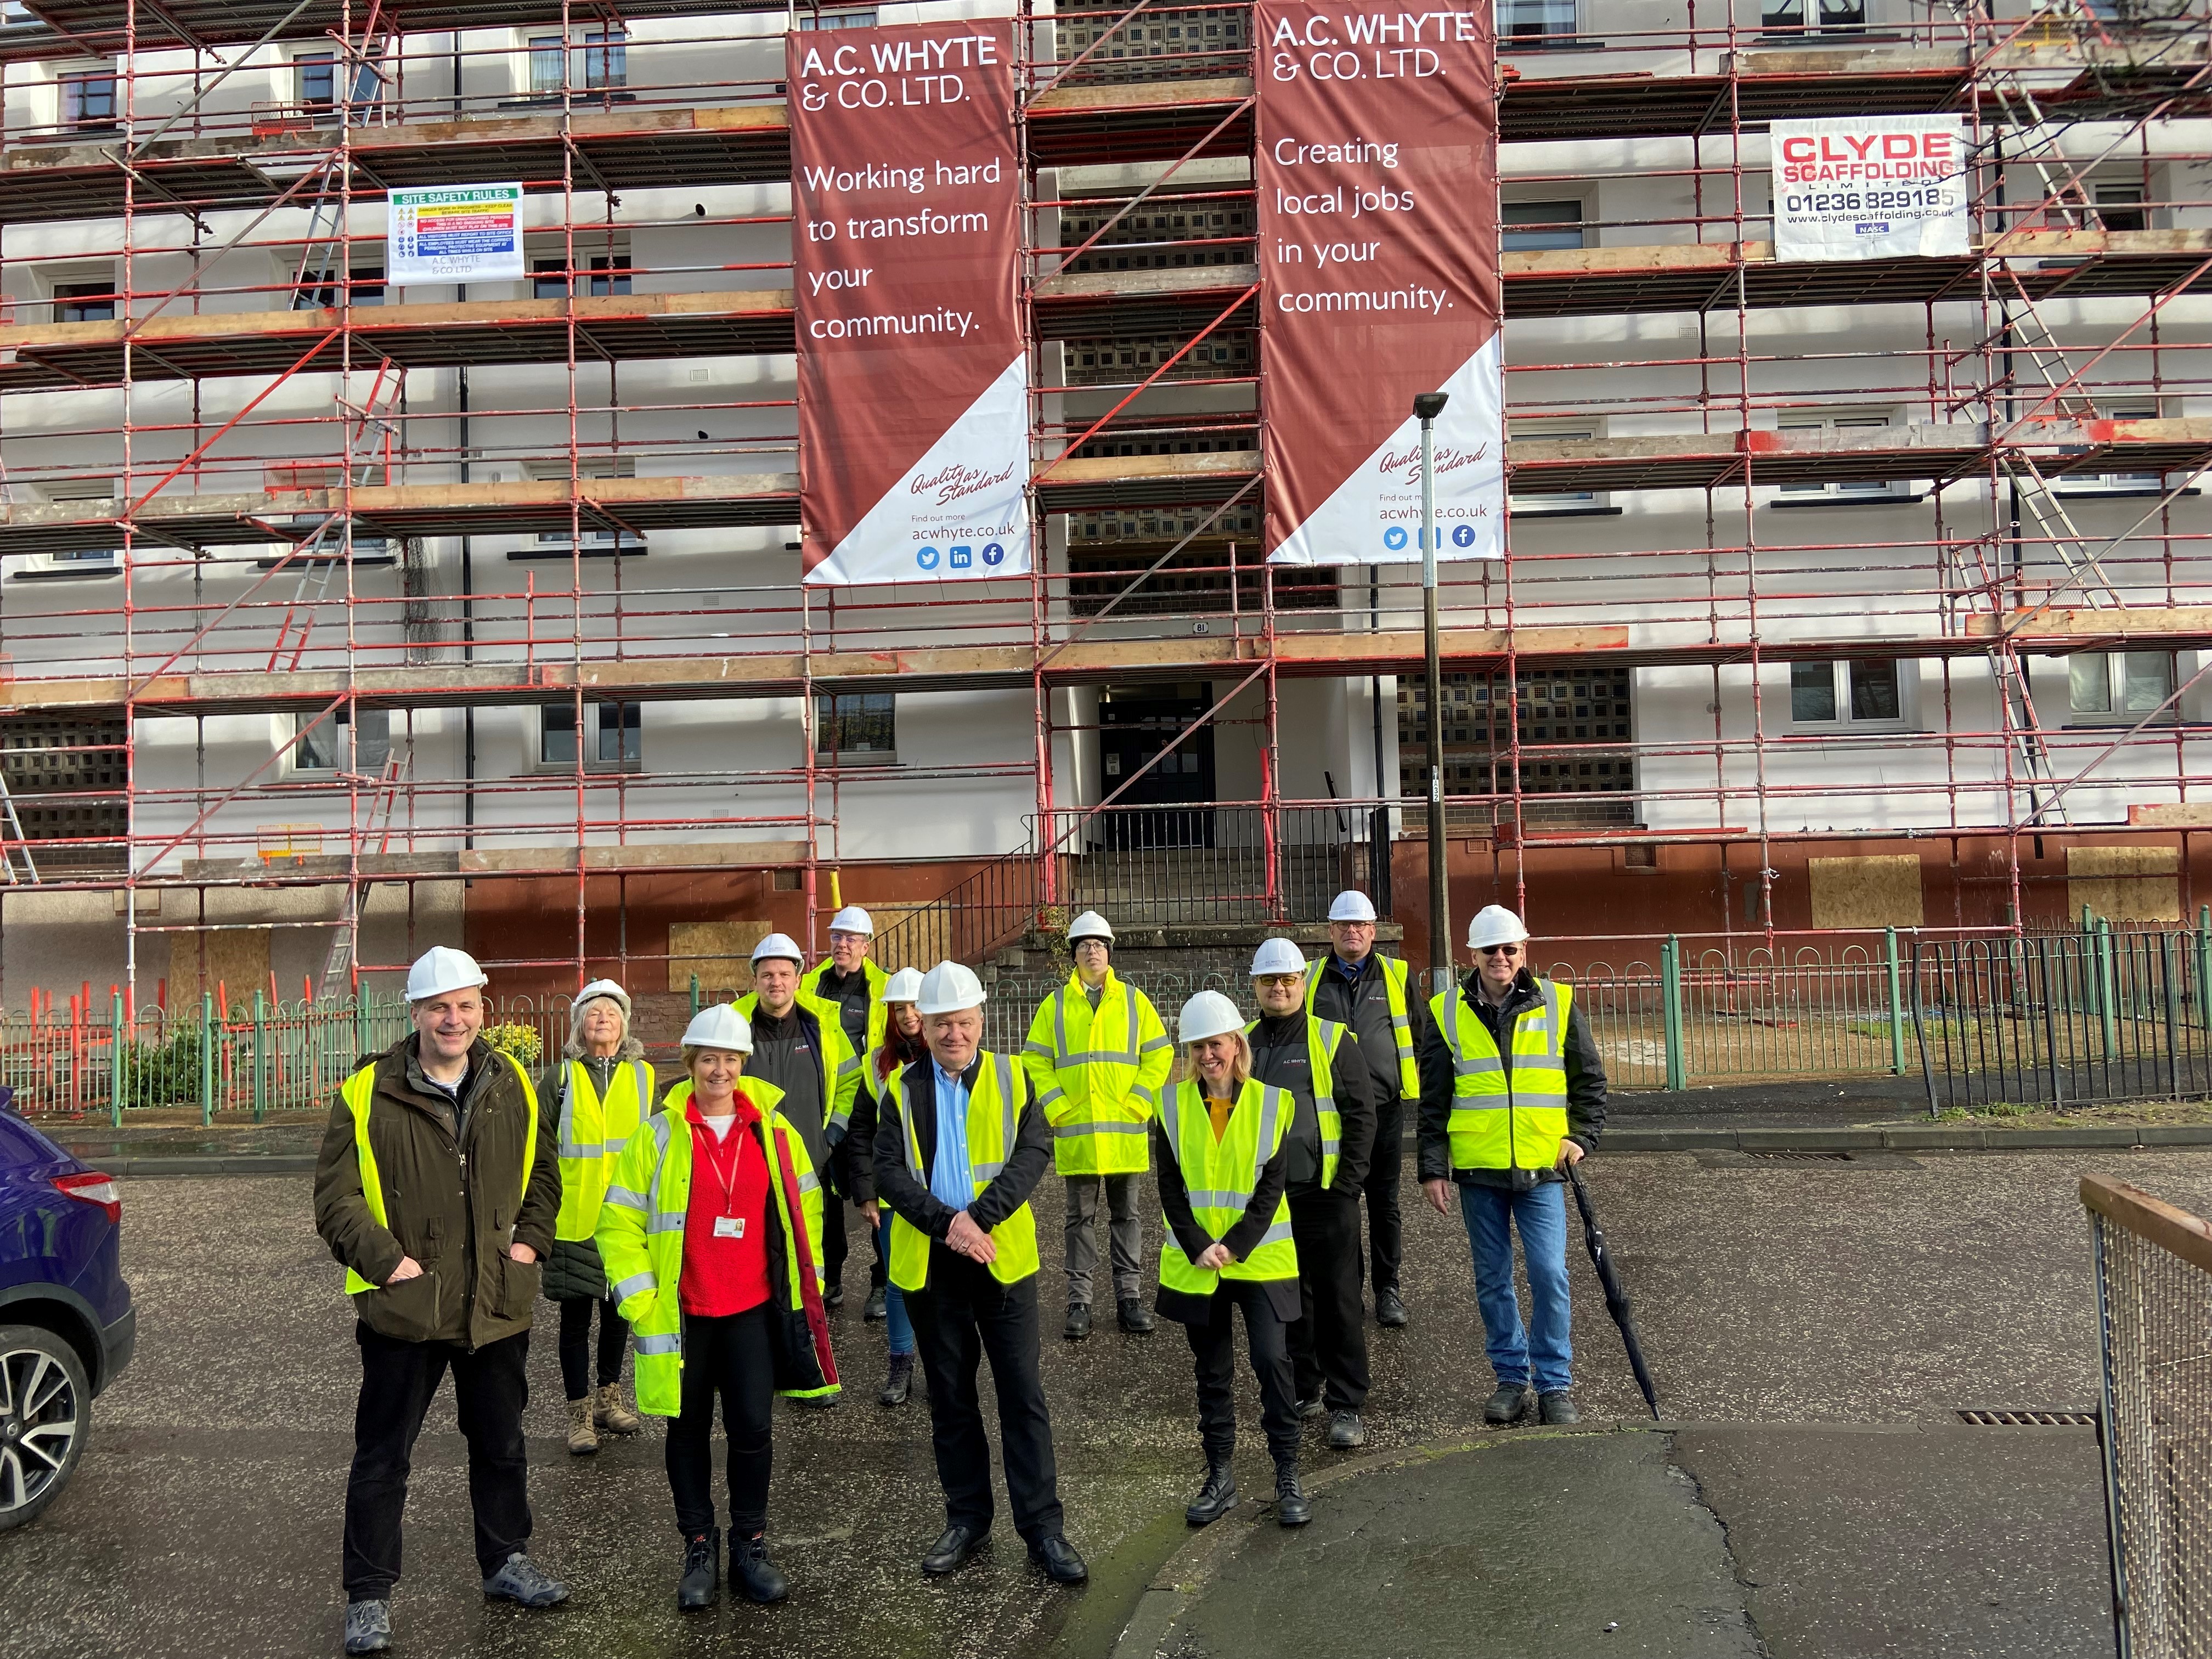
[713,1215,745,1240]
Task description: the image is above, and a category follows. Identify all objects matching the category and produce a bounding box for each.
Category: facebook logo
[982,542,1006,566]
[1453,524,1476,548]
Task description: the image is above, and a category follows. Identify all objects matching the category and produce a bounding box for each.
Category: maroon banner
[789,20,1030,585]
[1257,4,1503,565]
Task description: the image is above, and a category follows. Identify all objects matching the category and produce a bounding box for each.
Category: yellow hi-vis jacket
[808,957,890,1069]
[1306,952,1421,1101]
[554,1057,653,1244]
[1156,1077,1298,1297]
[887,1051,1042,1291]
[1430,977,1573,1172]
[1022,968,1173,1176]
[1246,1015,1350,1189]
[732,990,865,1143]
[594,1080,838,1414]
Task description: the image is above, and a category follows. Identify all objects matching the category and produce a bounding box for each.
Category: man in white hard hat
[873,961,1087,1586]
[1417,906,1607,1428]
[314,946,567,1656]
[808,905,892,1321]
[1021,910,1172,1341]
[1306,890,1429,1329]
[735,934,866,1321]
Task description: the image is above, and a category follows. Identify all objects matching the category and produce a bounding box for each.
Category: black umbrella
[1567,1163,1661,1420]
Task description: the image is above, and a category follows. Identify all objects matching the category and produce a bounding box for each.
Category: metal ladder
[0,763,42,885]
[318,753,407,999]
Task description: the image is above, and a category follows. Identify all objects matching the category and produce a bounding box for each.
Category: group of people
[312,894,1607,1656]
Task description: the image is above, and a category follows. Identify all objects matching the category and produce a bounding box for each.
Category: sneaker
[879,1352,914,1407]
[343,1600,392,1655]
[1538,1390,1580,1426]
[482,1552,569,1609]
[864,1285,888,1323]
[1295,1393,1327,1421]
[825,1281,845,1308]
[1327,1409,1367,1450]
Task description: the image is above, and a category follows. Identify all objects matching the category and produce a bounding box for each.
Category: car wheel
[0,1324,89,1532]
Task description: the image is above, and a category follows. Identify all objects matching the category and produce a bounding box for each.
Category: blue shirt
[928,1061,975,1210]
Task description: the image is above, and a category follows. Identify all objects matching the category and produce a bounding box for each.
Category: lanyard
[694,1110,752,1215]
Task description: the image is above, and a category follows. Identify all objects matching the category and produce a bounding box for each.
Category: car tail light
[53,1171,121,1226]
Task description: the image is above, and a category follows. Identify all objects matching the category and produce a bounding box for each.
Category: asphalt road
[3,1146,2194,1658]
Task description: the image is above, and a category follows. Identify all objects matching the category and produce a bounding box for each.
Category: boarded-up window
[2067,845,2181,923]
[1808,855,1925,929]
[667,921,769,999]
[169,926,273,1014]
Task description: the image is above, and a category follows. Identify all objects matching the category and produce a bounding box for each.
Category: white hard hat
[1329,890,1379,923]
[1467,905,1531,950]
[1249,937,1307,978]
[750,932,805,967]
[917,961,987,1015]
[882,966,923,1005]
[406,945,488,1002]
[828,905,874,937]
[1177,989,1247,1046]
[681,1003,754,1053]
[1066,910,1114,944]
[572,978,630,1017]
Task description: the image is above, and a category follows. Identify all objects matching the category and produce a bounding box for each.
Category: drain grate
[1957,1409,2099,1427]
[1743,1149,1854,1162]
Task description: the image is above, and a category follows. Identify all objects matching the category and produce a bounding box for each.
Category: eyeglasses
[1255,974,1302,989]
[1477,944,1523,958]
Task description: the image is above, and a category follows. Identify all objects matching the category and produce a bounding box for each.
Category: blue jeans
[1458,1181,1573,1394]
[876,1213,915,1358]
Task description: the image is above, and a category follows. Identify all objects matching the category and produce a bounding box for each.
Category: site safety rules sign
[1257,2,1503,566]
[1771,115,1970,262]
[386,184,524,284]
[790,19,1030,586]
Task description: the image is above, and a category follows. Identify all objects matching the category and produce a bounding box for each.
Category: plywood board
[668,919,769,999]
[2068,845,2182,922]
[169,926,273,1014]
[1808,855,1925,929]
[865,904,943,973]
[2129,803,2212,828]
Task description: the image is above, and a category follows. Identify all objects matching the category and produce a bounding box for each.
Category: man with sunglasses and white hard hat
[1418,906,1607,1428]
[809,906,894,1320]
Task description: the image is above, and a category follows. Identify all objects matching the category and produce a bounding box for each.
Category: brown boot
[566,1396,599,1455]
[595,1381,642,1436]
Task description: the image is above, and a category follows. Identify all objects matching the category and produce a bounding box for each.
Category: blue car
[0,1093,134,1530]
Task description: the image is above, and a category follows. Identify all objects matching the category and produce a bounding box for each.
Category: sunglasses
[1255,974,1302,989]
[1477,944,1523,957]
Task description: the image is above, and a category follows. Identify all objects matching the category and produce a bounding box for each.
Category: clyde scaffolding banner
[790,20,1029,585]
[1258,2,1503,566]
[1770,115,1970,262]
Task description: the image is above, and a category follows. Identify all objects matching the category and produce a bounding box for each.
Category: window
[795,7,877,27]
[60,69,116,127]
[297,50,335,109]
[1497,0,1575,43]
[293,707,389,773]
[1762,0,1866,32]
[52,279,116,323]
[1791,660,1904,726]
[2069,652,2174,720]
[296,265,385,308]
[529,35,566,94]
[1510,425,1603,514]
[1502,200,1585,252]
[2065,403,2166,494]
[529,27,625,93]
[540,701,641,766]
[2096,183,2148,234]
[1778,411,1902,499]
[533,253,631,298]
[816,692,896,763]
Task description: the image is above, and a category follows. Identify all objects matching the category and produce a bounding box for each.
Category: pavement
[4,1145,2196,1658]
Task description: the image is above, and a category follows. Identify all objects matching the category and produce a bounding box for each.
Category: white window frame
[2066,650,2177,725]
[1775,409,1909,502]
[287,706,391,776]
[1786,658,1911,731]
[537,699,642,770]
[49,268,118,324]
[1496,0,1576,47]
[1501,197,1587,252]
[1762,0,1869,36]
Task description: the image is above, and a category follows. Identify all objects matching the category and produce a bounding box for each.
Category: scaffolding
[3,0,2212,1016]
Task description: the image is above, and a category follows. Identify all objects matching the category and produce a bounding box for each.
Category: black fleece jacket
[1417,968,1607,1189]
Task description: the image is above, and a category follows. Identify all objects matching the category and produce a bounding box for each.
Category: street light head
[1412,392,1449,422]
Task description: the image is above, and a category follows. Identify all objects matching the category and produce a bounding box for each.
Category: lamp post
[1413,390,1451,996]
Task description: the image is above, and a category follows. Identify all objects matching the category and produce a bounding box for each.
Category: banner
[387,185,524,284]
[1771,115,1969,262]
[1258,2,1503,566]
[790,21,1029,586]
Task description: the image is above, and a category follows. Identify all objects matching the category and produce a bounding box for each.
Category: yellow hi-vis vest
[888,1051,1041,1292]
[594,1080,836,1414]
[808,957,890,1071]
[1157,1077,1298,1296]
[732,991,865,1140]
[554,1057,653,1244]
[1246,1015,1349,1189]
[1306,953,1421,1101]
[340,1049,539,1296]
[1430,977,1573,1172]
[1020,968,1174,1177]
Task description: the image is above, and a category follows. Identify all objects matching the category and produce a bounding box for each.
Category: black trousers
[666,1303,776,1539]
[556,1294,628,1401]
[1187,1282,1301,1464]
[342,1324,531,1601]
[1286,1188,1371,1412]
[903,1244,1064,1544]
[822,1188,849,1290]
[1362,1093,1406,1297]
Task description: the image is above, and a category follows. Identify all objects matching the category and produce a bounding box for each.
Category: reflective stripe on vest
[1157,1079,1298,1295]
[555,1057,652,1243]
[887,1051,1041,1291]
[1432,978,1572,1172]
[1306,953,1421,1100]
[342,1049,539,1296]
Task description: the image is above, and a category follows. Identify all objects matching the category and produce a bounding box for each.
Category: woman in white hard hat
[543,979,652,1455]
[1153,990,1311,1531]
[858,965,929,1404]
[597,1004,837,1611]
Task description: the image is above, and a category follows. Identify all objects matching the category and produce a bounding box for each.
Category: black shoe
[677,1529,719,1611]
[1028,1534,1089,1584]
[1116,1296,1156,1335]
[1484,1384,1533,1425]
[1064,1303,1092,1341]
[343,1601,391,1655]
[1295,1393,1327,1421]
[1184,1461,1238,1526]
[864,1285,888,1323]
[1274,1463,1312,1527]
[922,1525,989,1575]
[1538,1390,1580,1426]
[730,1533,788,1605]
[1327,1409,1367,1450]
[879,1352,914,1407]
[1375,1289,1409,1328]
[825,1281,845,1308]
